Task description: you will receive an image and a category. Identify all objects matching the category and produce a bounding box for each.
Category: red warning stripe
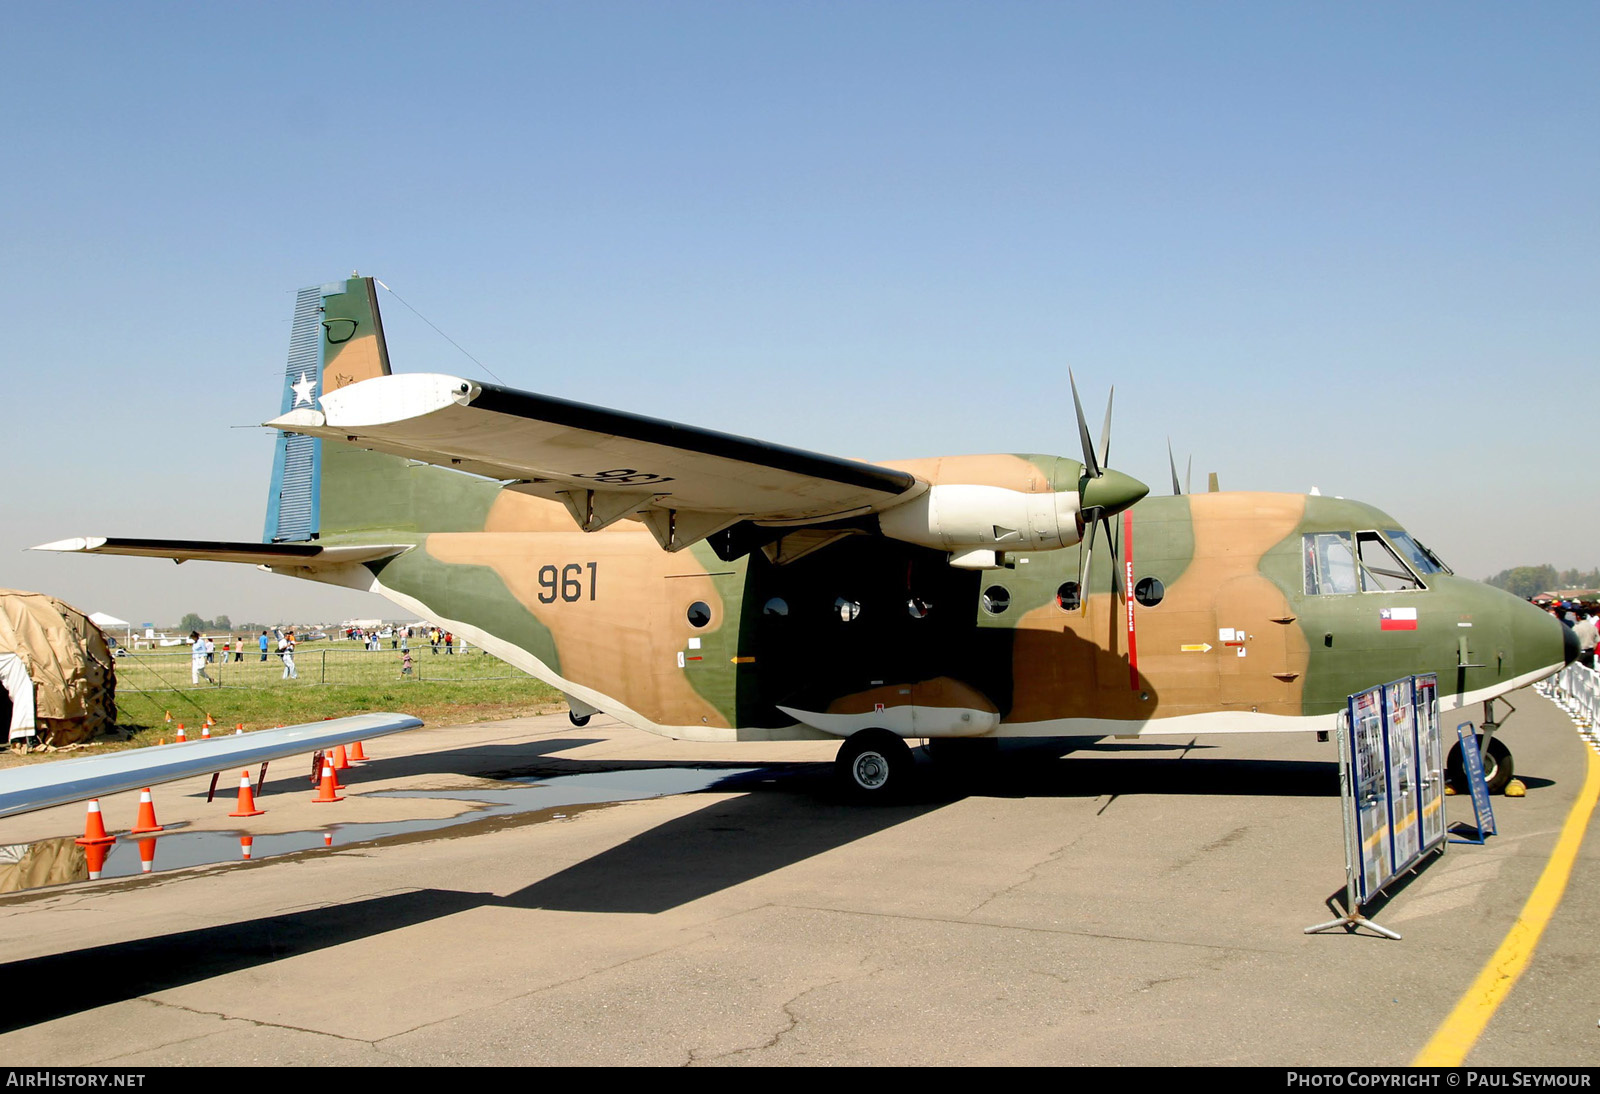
[1125,509,1139,690]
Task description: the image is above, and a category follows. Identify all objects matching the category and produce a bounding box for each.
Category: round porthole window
[835,597,861,622]
[1134,577,1165,607]
[982,586,1011,614]
[1056,581,1081,611]
[907,597,932,619]
[762,597,789,617]
[687,601,712,627]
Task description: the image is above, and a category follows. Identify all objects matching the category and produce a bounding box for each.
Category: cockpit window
[1304,532,1360,595]
[1357,531,1424,591]
[1386,529,1451,575]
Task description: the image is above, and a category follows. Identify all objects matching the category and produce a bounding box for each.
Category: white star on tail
[291,372,317,407]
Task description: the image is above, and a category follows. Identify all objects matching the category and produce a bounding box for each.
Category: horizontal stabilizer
[31,537,411,568]
[0,713,423,819]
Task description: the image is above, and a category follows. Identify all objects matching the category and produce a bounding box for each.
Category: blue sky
[4,2,1596,625]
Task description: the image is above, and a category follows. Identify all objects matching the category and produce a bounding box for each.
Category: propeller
[1070,371,1148,612]
[1167,441,1193,496]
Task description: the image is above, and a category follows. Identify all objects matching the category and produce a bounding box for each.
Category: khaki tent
[0,590,117,746]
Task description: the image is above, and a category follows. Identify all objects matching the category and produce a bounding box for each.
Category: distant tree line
[1482,567,1600,600]
[175,613,269,634]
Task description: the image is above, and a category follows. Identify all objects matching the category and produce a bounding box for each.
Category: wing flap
[0,713,423,819]
[267,373,922,525]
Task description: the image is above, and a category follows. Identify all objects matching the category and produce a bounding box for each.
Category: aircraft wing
[0,713,423,820]
[267,373,924,549]
[30,538,412,568]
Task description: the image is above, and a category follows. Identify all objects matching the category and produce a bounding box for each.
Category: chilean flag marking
[1380,607,1418,631]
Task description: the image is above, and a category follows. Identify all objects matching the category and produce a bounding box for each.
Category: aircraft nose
[1563,619,1580,665]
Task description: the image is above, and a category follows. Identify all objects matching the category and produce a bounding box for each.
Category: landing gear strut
[835,729,915,801]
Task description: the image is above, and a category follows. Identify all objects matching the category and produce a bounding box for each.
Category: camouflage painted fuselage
[301,447,1566,744]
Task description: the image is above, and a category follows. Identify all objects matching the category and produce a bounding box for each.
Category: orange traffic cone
[84,841,110,880]
[323,832,333,846]
[130,788,163,834]
[137,837,157,874]
[201,723,212,740]
[74,799,117,846]
[204,713,215,729]
[175,724,187,743]
[236,723,245,734]
[332,744,351,771]
[164,710,172,725]
[348,740,368,762]
[228,770,265,817]
[240,835,254,860]
[311,760,344,803]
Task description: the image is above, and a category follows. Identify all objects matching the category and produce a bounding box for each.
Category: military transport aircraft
[34,276,1577,802]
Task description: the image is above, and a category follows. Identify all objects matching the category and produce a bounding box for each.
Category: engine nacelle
[877,484,1084,555]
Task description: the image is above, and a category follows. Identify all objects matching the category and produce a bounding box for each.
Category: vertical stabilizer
[264,277,393,542]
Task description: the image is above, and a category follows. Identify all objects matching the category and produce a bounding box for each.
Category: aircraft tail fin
[265,276,396,542]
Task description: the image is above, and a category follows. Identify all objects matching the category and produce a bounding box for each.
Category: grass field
[0,645,570,764]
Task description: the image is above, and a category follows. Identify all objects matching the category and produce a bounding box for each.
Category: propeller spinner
[1069,371,1148,609]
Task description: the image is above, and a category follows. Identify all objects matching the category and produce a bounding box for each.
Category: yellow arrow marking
[1180,643,1213,653]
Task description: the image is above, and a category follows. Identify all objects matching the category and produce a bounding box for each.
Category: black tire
[568,711,591,727]
[1447,735,1514,795]
[835,729,915,801]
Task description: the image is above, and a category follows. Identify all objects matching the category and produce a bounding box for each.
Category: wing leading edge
[30,538,412,568]
[0,713,423,819]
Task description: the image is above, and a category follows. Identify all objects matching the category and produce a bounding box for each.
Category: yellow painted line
[1413,747,1600,1066]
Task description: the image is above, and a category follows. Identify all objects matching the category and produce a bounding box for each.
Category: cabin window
[762,597,789,617]
[1056,581,1081,611]
[1303,532,1361,595]
[1134,577,1165,607]
[835,596,862,622]
[1357,532,1424,591]
[906,596,932,619]
[982,586,1011,615]
[686,601,712,628]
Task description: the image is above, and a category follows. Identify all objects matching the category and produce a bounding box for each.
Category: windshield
[1384,530,1447,575]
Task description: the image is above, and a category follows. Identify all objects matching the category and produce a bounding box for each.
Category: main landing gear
[834,729,915,801]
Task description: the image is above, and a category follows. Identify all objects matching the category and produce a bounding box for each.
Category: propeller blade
[1077,517,1097,614]
[1069,369,1101,480]
[1186,456,1192,496]
[1098,388,1114,472]
[1168,440,1181,496]
[1208,471,1220,493]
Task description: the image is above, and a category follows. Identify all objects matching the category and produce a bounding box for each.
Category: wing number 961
[537,562,598,604]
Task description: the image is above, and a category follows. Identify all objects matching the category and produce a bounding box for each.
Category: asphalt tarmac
[0,693,1595,1066]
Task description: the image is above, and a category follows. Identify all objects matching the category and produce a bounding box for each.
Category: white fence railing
[1537,662,1600,729]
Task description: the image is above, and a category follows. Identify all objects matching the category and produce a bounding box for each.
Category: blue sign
[1454,723,1497,843]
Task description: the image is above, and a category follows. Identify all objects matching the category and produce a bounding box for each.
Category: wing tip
[30,536,107,553]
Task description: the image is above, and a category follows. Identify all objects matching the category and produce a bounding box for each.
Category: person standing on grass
[445,631,453,655]
[259,630,269,661]
[279,631,298,679]
[191,631,213,685]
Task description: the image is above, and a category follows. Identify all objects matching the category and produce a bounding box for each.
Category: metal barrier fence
[1539,662,1599,728]
[115,644,528,691]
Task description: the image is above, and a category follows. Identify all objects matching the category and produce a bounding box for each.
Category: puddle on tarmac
[0,765,769,894]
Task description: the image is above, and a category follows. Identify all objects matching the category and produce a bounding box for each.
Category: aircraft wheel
[1447,736,1514,795]
[569,711,591,727]
[836,729,915,801]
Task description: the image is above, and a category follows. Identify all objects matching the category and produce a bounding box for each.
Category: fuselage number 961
[537,562,598,604]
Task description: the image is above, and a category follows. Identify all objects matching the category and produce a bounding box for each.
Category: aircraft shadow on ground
[499,775,940,914]
[0,748,1337,1029]
[0,888,492,1034]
